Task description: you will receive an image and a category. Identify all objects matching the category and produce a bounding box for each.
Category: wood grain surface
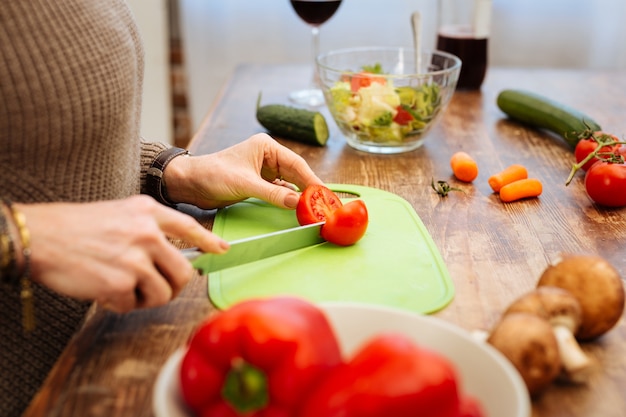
[25,64,626,417]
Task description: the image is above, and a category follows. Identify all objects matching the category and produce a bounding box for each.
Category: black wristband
[146,147,190,206]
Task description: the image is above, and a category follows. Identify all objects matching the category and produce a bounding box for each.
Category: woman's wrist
[146,147,190,206]
[161,150,195,205]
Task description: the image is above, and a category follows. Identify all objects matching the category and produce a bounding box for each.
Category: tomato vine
[565,132,626,186]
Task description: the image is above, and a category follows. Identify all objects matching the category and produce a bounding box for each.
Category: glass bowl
[316,47,461,154]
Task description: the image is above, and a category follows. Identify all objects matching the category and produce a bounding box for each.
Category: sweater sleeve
[139,140,170,195]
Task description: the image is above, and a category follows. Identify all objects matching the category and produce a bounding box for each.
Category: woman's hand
[164,133,324,209]
[18,196,226,313]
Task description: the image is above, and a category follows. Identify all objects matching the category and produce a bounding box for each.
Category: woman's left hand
[164,134,324,209]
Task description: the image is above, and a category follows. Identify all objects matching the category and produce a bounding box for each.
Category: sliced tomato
[393,106,414,125]
[321,200,368,246]
[296,185,369,246]
[296,185,343,225]
[350,72,386,92]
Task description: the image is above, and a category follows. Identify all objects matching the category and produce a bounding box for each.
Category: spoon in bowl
[411,11,422,73]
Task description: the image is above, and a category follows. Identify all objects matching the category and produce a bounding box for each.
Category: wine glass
[288,0,343,107]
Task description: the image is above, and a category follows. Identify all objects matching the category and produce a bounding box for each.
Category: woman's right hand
[17,196,226,313]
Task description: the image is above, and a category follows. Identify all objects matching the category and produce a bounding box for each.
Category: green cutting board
[208,184,454,314]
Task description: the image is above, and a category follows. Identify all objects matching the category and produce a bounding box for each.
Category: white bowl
[153,302,530,417]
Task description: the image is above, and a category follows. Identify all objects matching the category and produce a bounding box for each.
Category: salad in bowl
[317,47,461,154]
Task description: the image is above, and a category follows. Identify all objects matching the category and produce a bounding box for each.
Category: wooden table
[26,64,626,417]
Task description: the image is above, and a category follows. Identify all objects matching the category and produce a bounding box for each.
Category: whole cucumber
[496,89,601,148]
[256,95,329,146]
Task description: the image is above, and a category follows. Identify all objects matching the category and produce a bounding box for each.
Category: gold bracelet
[7,202,35,332]
[0,200,18,284]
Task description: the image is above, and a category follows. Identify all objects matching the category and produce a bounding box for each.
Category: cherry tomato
[350,72,386,92]
[321,200,369,246]
[393,106,414,125]
[296,185,342,225]
[296,185,369,246]
[584,161,626,207]
[574,132,621,172]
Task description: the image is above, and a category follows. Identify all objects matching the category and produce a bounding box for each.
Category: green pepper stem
[222,357,269,413]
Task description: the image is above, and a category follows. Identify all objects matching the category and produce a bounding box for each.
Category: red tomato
[296,184,342,225]
[574,133,621,171]
[350,72,386,92]
[296,185,369,246]
[321,200,369,246]
[584,161,626,207]
[393,106,414,125]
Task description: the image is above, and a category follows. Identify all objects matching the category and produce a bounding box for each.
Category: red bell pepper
[179,297,343,417]
[300,333,485,417]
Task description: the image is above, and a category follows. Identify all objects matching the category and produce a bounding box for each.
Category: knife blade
[182,222,325,274]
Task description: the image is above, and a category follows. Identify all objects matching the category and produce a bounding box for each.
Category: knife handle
[180,247,202,261]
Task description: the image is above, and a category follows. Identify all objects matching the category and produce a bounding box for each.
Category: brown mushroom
[538,254,625,341]
[505,286,593,383]
[487,312,561,396]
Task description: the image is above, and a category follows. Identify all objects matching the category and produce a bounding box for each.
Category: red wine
[290,0,342,26]
[437,25,488,90]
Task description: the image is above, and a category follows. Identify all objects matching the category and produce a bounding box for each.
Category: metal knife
[181,221,325,274]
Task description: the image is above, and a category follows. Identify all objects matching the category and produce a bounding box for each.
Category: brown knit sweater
[0,1,171,415]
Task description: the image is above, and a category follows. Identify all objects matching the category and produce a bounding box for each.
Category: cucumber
[256,95,329,146]
[496,89,601,148]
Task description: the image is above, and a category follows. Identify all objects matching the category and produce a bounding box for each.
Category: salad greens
[327,64,442,143]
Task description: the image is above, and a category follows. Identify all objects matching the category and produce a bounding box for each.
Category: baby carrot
[499,178,543,203]
[450,151,478,182]
[488,164,529,193]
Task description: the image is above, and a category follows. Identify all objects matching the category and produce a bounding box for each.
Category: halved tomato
[296,185,368,246]
[321,200,369,246]
[296,185,342,225]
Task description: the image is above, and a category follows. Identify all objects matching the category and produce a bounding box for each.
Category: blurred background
[127,0,626,146]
